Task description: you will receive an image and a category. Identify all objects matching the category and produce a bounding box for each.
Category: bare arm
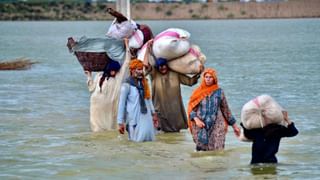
[220,90,240,137]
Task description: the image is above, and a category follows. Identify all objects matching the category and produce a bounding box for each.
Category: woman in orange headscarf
[187,68,240,151]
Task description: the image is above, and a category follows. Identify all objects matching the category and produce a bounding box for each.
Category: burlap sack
[168,44,206,74]
[241,95,286,129]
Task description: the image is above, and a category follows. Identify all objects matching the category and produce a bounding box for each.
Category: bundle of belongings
[67,36,125,71]
[67,8,153,72]
[239,94,288,141]
[137,28,206,75]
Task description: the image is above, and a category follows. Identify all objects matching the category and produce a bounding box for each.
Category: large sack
[241,95,286,129]
[137,44,155,66]
[168,44,206,74]
[152,28,191,60]
[106,19,137,40]
[128,29,144,49]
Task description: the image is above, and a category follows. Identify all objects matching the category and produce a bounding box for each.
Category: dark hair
[99,60,121,91]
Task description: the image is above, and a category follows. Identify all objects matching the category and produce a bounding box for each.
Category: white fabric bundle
[241,95,286,129]
[168,44,206,74]
[128,29,144,49]
[106,19,137,40]
[152,28,191,60]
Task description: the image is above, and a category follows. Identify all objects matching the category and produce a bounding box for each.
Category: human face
[132,67,144,79]
[110,70,117,77]
[204,73,214,86]
[159,65,168,74]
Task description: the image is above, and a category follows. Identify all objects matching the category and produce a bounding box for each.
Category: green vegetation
[227,13,234,18]
[165,10,172,16]
[217,4,225,11]
[155,6,162,12]
[191,14,200,19]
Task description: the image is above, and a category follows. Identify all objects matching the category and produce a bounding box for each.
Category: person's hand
[282,111,292,125]
[232,124,241,137]
[152,113,159,129]
[194,117,205,128]
[146,39,154,53]
[147,39,154,47]
[84,70,92,77]
[118,123,125,134]
[199,64,204,73]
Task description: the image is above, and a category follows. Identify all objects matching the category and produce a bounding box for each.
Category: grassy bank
[1,0,320,21]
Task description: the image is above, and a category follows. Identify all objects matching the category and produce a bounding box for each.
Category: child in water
[241,111,298,164]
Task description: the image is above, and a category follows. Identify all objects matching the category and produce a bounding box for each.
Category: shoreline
[0,0,320,21]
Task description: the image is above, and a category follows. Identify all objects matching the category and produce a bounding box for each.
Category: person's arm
[116,38,131,82]
[281,111,299,137]
[178,73,201,86]
[142,39,154,76]
[106,8,128,23]
[189,105,205,128]
[146,98,159,128]
[240,123,260,140]
[220,90,240,137]
[85,71,96,93]
[117,83,130,134]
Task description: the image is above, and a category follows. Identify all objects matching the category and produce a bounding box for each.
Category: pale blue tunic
[117,83,156,142]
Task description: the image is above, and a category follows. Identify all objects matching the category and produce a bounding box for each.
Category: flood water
[0,19,320,179]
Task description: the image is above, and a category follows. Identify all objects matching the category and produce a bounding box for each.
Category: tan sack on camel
[241,95,286,129]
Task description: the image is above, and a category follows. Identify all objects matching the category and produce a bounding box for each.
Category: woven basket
[74,51,109,72]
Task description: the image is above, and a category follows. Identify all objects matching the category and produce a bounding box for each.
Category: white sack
[106,19,137,40]
[168,44,206,74]
[128,29,144,49]
[241,94,286,129]
[152,28,191,60]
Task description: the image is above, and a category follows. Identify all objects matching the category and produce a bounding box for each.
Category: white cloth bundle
[128,29,144,49]
[152,28,191,60]
[168,44,206,74]
[241,95,286,129]
[106,19,137,40]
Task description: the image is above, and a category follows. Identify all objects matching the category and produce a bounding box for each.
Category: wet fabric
[126,77,147,114]
[190,89,236,151]
[241,123,298,164]
[87,49,130,132]
[117,82,156,142]
[150,69,199,132]
[187,68,220,133]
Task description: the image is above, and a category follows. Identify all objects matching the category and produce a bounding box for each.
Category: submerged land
[0,0,320,20]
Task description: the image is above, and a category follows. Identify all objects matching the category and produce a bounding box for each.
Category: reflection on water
[250,164,278,176]
[0,19,320,179]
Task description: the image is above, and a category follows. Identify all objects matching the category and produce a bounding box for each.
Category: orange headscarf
[129,59,151,99]
[187,68,220,133]
[129,59,144,70]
